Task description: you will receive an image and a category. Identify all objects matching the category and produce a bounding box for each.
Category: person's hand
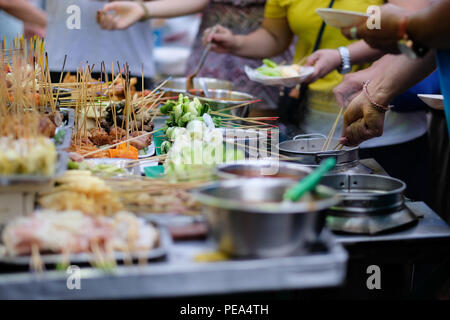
[340,91,386,146]
[341,4,409,54]
[97,2,145,30]
[202,25,240,54]
[333,71,368,108]
[303,49,341,84]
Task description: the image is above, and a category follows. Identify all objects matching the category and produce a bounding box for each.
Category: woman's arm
[0,0,46,28]
[98,0,208,30]
[340,52,436,146]
[205,18,293,59]
[303,0,429,83]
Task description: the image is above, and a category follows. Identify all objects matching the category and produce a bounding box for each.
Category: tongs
[186,26,218,92]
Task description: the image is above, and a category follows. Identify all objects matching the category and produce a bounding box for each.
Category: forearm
[231,19,293,59]
[143,0,207,18]
[347,41,384,65]
[1,0,46,28]
[408,0,450,49]
[345,1,429,65]
[368,52,437,104]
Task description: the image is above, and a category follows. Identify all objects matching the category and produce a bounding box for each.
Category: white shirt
[45,0,155,77]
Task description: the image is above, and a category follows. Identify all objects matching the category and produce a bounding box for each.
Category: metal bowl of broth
[192,178,339,258]
[186,89,256,118]
[161,77,233,94]
[214,160,312,181]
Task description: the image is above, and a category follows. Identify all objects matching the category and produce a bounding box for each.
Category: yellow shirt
[265,0,383,113]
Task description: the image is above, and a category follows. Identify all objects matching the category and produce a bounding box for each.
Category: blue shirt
[436,49,450,138]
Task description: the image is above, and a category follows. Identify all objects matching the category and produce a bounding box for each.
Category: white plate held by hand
[245,65,314,87]
[316,8,369,29]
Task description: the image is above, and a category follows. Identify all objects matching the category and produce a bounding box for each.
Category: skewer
[321,107,344,151]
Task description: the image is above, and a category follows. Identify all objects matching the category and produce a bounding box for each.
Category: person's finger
[333,86,346,108]
[207,25,221,42]
[114,16,128,30]
[344,118,367,146]
[103,2,120,13]
[210,33,231,44]
[343,96,364,128]
[304,53,319,67]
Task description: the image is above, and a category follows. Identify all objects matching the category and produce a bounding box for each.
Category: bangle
[138,1,150,21]
[363,81,391,113]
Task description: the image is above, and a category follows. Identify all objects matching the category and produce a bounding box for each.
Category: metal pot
[192,178,339,258]
[320,174,406,214]
[186,89,256,118]
[276,133,371,174]
[161,77,233,94]
[214,160,312,180]
[320,174,414,234]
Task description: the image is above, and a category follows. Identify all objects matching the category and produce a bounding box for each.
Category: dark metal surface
[334,202,450,244]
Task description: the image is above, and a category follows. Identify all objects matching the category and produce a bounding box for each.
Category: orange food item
[107,143,138,160]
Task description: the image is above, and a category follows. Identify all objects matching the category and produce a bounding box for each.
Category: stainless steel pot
[186,89,256,118]
[192,178,339,258]
[276,133,371,174]
[320,174,406,214]
[161,77,233,94]
[214,160,312,180]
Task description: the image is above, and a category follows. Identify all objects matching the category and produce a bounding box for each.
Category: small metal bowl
[214,160,312,180]
[192,178,339,258]
[186,89,257,118]
[161,77,233,94]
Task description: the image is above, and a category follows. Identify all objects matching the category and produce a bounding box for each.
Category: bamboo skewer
[321,107,344,151]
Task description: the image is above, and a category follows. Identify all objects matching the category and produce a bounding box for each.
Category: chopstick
[321,107,344,151]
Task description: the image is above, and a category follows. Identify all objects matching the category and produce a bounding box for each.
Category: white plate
[138,141,156,159]
[316,8,369,29]
[417,94,444,111]
[245,65,315,87]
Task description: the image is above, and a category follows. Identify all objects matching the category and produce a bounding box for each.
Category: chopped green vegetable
[53,129,66,145]
[263,58,278,68]
[67,160,79,170]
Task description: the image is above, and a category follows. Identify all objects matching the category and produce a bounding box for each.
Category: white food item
[1,210,159,257]
[280,65,301,77]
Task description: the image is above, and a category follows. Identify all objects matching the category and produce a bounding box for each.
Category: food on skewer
[38,170,123,215]
[0,137,57,176]
[1,210,159,257]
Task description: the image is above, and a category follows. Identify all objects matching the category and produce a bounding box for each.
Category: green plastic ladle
[283,157,337,202]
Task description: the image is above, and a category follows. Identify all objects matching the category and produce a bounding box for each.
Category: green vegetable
[161,141,172,154]
[178,112,196,127]
[173,103,183,122]
[257,66,282,77]
[67,160,79,170]
[53,129,66,145]
[263,58,278,68]
[160,100,176,114]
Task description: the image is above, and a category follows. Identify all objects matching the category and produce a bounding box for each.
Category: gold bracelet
[363,80,391,113]
[138,1,150,22]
